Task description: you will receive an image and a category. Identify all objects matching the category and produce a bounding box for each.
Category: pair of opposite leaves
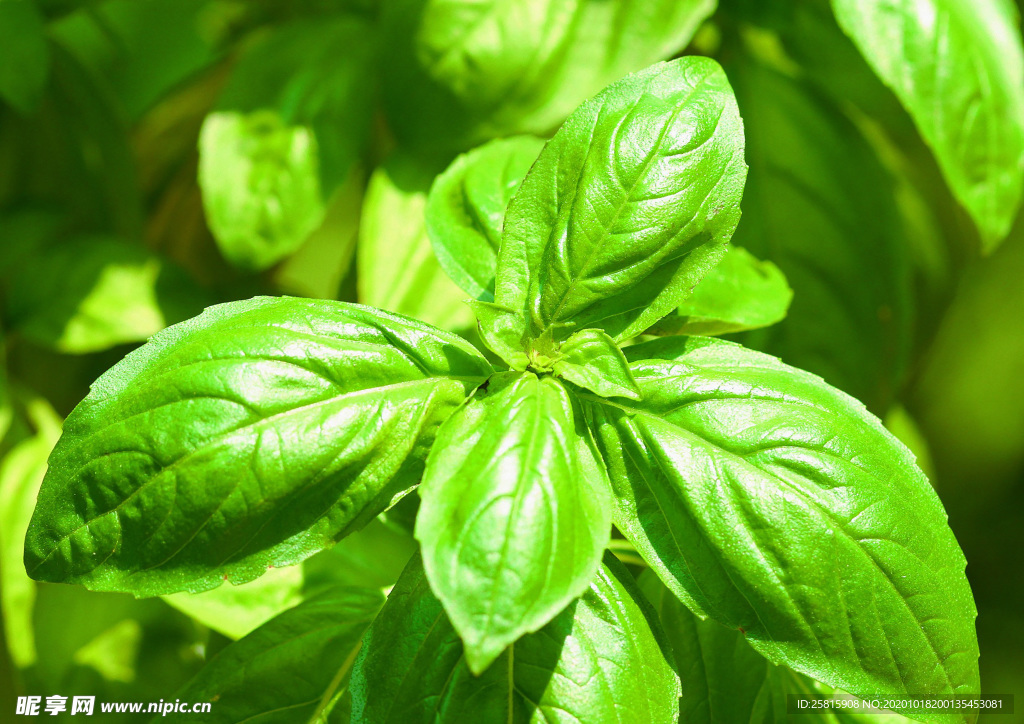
[24,57,978,723]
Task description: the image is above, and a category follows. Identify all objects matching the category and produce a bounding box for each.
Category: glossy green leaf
[0,398,61,669]
[0,0,49,115]
[727,54,911,412]
[350,553,679,723]
[648,245,792,336]
[416,372,611,672]
[358,156,476,332]
[165,587,384,724]
[493,56,746,351]
[6,236,207,354]
[200,17,376,271]
[426,136,545,301]
[552,328,641,400]
[830,0,1024,249]
[583,336,979,722]
[25,297,493,596]
[381,0,717,152]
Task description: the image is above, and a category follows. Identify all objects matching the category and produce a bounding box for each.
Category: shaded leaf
[648,245,791,336]
[0,0,49,114]
[426,135,545,301]
[350,553,679,723]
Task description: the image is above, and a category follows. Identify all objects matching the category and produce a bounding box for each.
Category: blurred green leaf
[0,0,50,115]
[0,396,61,669]
[727,51,912,412]
[303,520,417,594]
[199,110,326,270]
[199,17,376,271]
[166,587,384,724]
[162,566,305,642]
[648,245,792,336]
[830,0,1024,250]
[382,0,717,153]
[6,237,208,354]
[358,156,476,332]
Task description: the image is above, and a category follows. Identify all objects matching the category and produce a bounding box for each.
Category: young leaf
[359,156,476,332]
[552,328,641,400]
[6,237,207,354]
[830,0,1024,250]
[583,336,979,723]
[494,56,746,349]
[415,372,611,673]
[426,136,545,301]
[0,0,49,115]
[25,297,493,596]
[381,0,717,152]
[350,553,679,723]
[0,398,61,669]
[647,245,792,336]
[163,587,384,723]
[727,55,911,412]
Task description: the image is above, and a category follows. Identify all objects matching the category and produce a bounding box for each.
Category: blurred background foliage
[0,0,1021,720]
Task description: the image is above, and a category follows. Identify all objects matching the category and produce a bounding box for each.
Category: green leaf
[639,568,842,724]
[0,398,61,669]
[552,328,641,400]
[24,297,493,596]
[381,0,717,152]
[426,136,545,301]
[6,236,208,354]
[0,0,49,114]
[164,587,384,724]
[415,372,611,672]
[350,553,679,723]
[830,0,1024,250]
[199,110,326,271]
[358,156,476,332]
[584,336,979,723]
[200,17,376,271]
[726,54,911,412]
[493,56,746,350]
[303,520,418,593]
[647,245,792,336]
[464,300,530,369]
[162,565,305,641]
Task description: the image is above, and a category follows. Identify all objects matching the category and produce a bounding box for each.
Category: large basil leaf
[381,0,717,153]
[426,136,545,302]
[727,54,911,412]
[639,569,844,724]
[830,0,1024,250]
[350,553,679,723]
[358,156,476,332]
[648,245,792,336]
[493,56,746,354]
[0,398,61,670]
[583,336,979,723]
[0,0,49,115]
[164,587,384,723]
[6,236,207,354]
[199,17,375,270]
[25,297,493,596]
[416,372,611,672]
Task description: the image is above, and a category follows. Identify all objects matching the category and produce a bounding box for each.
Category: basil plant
[24,57,977,723]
